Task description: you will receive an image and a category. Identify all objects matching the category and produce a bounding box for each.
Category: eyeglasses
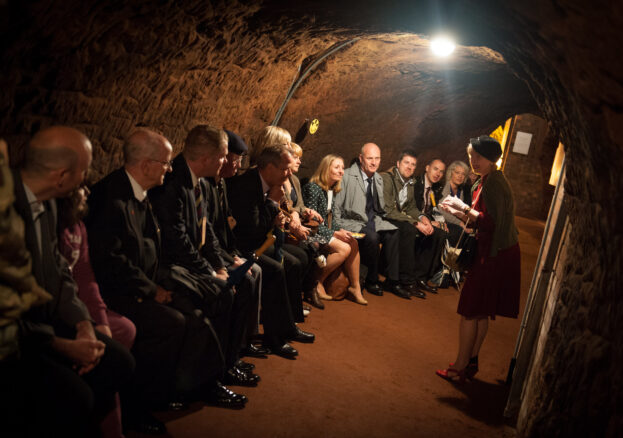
[149,159,173,169]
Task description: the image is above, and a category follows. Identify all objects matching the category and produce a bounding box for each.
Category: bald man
[11,126,134,437]
[87,128,246,433]
[333,143,411,299]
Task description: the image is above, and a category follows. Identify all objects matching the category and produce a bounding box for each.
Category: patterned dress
[302,182,341,245]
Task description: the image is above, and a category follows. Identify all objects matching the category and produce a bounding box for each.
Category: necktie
[424,186,431,215]
[365,177,375,231]
[217,180,225,212]
[194,182,203,228]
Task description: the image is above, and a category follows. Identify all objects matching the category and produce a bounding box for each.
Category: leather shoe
[365,283,383,296]
[204,382,247,409]
[267,341,298,359]
[403,283,426,299]
[304,287,325,309]
[241,343,269,357]
[224,366,261,387]
[289,326,315,343]
[417,280,438,293]
[235,359,255,371]
[389,284,411,300]
[125,411,166,435]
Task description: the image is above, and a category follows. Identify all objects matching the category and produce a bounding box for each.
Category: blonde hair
[289,142,302,158]
[250,126,291,165]
[310,154,344,193]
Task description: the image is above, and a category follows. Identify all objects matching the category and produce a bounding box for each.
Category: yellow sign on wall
[309,119,319,135]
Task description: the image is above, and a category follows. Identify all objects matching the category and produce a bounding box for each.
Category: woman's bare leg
[316,238,349,299]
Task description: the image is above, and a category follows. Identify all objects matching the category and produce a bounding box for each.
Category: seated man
[333,143,411,299]
[227,144,314,359]
[380,149,430,299]
[86,128,247,427]
[149,124,260,387]
[10,127,134,437]
[411,158,449,292]
[205,129,266,357]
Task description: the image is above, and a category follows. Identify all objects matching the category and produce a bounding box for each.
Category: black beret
[225,130,248,155]
[469,135,502,163]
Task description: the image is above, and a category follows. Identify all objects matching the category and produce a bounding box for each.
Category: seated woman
[303,154,367,305]
[58,186,136,438]
[441,160,473,245]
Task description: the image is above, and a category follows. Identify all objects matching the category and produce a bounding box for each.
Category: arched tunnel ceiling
[278,34,535,175]
[0,0,537,178]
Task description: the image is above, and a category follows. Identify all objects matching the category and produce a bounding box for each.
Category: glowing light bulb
[430,36,456,57]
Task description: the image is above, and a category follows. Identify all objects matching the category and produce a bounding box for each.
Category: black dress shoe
[266,342,298,359]
[390,284,411,300]
[304,287,325,309]
[235,359,255,371]
[365,283,383,296]
[403,283,426,299]
[241,343,269,357]
[125,411,166,435]
[224,366,261,387]
[416,280,438,293]
[204,382,247,409]
[289,326,315,343]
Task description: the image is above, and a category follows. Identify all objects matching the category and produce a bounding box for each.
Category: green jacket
[479,169,519,257]
[380,167,421,224]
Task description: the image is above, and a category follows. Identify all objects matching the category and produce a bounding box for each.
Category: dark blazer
[413,174,445,218]
[205,177,240,263]
[12,170,89,341]
[150,154,226,274]
[226,167,280,254]
[86,168,161,301]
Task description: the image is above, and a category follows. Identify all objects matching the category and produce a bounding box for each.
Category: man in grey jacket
[333,143,411,299]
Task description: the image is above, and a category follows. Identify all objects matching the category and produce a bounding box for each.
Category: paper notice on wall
[513,131,532,155]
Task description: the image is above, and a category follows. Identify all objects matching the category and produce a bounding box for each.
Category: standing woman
[437,136,520,382]
[303,155,366,305]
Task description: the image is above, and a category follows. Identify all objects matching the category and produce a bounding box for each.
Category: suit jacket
[333,162,396,232]
[205,177,240,263]
[413,174,444,219]
[226,167,280,254]
[381,167,421,224]
[149,154,226,275]
[12,170,89,342]
[86,168,161,301]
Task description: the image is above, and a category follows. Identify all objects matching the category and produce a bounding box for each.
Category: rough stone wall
[0,0,536,183]
[483,2,623,436]
[1,0,622,435]
[503,114,557,220]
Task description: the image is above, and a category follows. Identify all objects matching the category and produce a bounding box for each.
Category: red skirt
[457,242,521,319]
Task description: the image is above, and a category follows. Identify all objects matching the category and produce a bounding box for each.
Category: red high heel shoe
[436,367,466,383]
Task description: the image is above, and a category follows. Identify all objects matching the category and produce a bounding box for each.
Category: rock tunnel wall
[1,0,622,435]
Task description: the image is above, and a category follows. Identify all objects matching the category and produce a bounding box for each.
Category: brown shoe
[304,286,325,309]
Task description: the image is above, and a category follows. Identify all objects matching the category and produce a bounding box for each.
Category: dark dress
[457,177,521,319]
[302,182,341,244]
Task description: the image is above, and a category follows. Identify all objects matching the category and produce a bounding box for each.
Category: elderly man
[411,158,449,292]
[10,126,134,437]
[227,144,315,359]
[333,143,411,299]
[206,130,267,358]
[149,125,260,387]
[87,129,246,434]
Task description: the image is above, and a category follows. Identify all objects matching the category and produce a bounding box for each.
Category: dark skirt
[457,242,521,319]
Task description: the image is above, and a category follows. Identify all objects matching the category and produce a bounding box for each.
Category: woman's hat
[469,135,502,163]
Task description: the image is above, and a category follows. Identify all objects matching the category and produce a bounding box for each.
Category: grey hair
[123,128,167,165]
[256,144,291,169]
[446,160,470,182]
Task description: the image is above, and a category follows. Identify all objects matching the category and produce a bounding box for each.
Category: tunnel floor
[132,216,543,438]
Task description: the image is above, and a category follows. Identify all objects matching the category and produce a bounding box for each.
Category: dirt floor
[131,216,544,438]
